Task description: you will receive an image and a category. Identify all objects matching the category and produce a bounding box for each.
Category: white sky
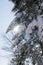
[0,0,14,65]
[0,0,14,33]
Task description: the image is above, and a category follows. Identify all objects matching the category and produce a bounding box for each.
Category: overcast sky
[0,0,14,65]
[0,0,14,33]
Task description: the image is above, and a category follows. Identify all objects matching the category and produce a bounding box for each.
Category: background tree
[6,0,43,33]
[6,0,43,65]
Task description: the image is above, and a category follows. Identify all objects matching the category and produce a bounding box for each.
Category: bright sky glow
[13,25,20,33]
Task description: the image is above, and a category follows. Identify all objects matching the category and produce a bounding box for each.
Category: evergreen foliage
[6,0,43,33]
[11,0,43,21]
[6,0,43,65]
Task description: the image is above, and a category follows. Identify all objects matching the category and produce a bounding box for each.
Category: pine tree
[6,0,43,65]
[6,0,43,33]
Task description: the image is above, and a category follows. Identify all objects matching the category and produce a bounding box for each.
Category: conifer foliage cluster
[6,0,43,65]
